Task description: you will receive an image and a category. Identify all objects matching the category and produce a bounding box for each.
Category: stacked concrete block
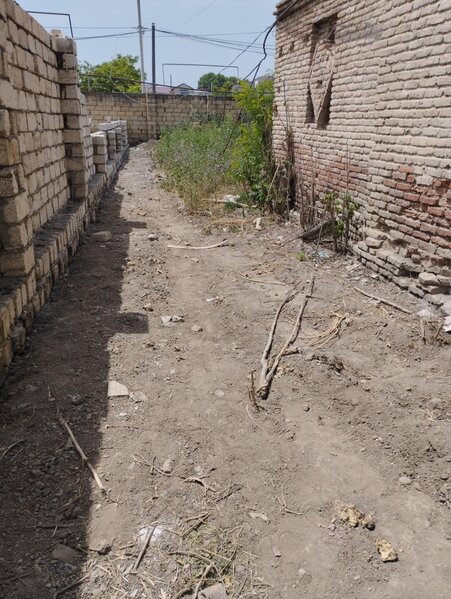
[91,131,108,174]
[273,0,451,305]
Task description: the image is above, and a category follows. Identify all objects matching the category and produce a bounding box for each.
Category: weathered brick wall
[85,93,240,143]
[0,0,129,380]
[274,0,451,306]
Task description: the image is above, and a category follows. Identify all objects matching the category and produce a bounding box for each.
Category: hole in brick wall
[56,52,64,70]
[307,13,337,129]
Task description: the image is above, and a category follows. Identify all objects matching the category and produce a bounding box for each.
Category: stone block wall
[0,1,129,381]
[85,93,240,143]
[273,0,451,306]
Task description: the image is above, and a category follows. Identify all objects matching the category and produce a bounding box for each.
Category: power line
[176,0,221,27]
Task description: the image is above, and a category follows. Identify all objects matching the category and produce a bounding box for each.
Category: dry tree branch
[256,278,315,400]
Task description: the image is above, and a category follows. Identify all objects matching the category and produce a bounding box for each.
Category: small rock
[303,405,310,412]
[143,304,153,312]
[418,272,439,287]
[284,431,295,440]
[298,568,307,579]
[148,234,159,241]
[362,514,376,530]
[161,316,172,325]
[89,538,112,555]
[162,459,173,474]
[199,583,228,599]
[249,511,269,522]
[272,546,282,557]
[191,324,203,333]
[214,389,225,397]
[376,539,398,562]
[107,380,129,398]
[399,475,412,486]
[51,544,80,564]
[172,315,184,322]
[92,231,112,242]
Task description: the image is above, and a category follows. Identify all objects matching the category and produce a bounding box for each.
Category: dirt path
[1,144,451,599]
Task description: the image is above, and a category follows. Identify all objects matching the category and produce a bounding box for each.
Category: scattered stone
[191,324,203,333]
[272,546,282,557]
[107,380,129,398]
[147,233,159,241]
[441,300,451,317]
[214,389,225,397]
[162,459,173,474]
[399,475,412,486]
[89,538,112,555]
[199,583,228,599]
[92,231,112,242]
[298,568,307,579]
[51,543,80,563]
[376,539,398,562]
[303,405,310,412]
[161,315,172,325]
[143,304,153,312]
[361,514,376,530]
[134,391,149,403]
[249,511,269,522]
[418,272,439,287]
[337,504,376,530]
[172,315,184,322]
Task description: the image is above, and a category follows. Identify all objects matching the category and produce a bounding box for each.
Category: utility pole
[152,22,156,95]
[137,0,145,92]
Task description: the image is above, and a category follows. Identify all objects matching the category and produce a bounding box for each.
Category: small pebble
[399,475,412,486]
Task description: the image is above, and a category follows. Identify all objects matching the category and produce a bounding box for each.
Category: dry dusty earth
[1,144,451,599]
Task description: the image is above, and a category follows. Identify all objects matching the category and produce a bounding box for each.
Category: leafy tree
[197,72,239,95]
[79,55,141,93]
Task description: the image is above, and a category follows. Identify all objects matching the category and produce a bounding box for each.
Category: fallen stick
[256,285,300,397]
[0,439,25,462]
[53,575,89,598]
[133,526,155,571]
[193,564,213,599]
[57,412,105,493]
[239,272,286,286]
[167,240,229,250]
[257,279,315,400]
[354,287,411,315]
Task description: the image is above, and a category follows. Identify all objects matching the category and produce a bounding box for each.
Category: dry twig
[57,412,105,492]
[167,240,229,250]
[53,575,89,598]
[0,439,25,462]
[354,287,411,315]
[256,279,315,400]
[133,526,155,571]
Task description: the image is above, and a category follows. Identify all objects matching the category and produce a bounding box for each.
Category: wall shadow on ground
[0,170,147,598]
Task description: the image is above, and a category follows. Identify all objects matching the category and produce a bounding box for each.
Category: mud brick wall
[85,93,240,143]
[273,0,451,306]
[0,0,129,381]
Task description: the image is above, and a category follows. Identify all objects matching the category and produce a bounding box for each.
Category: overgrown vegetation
[322,190,359,253]
[154,79,282,214]
[154,118,237,212]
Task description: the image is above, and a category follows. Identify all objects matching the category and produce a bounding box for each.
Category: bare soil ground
[1,144,451,599]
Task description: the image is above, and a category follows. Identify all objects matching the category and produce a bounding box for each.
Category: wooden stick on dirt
[167,240,229,250]
[257,278,315,400]
[133,526,155,571]
[193,564,213,599]
[57,412,105,493]
[256,285,300,399]
[53,575,89,598]
[0,439,25,462]
[354,287,412,315]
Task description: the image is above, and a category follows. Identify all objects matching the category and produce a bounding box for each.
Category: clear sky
[22,0,277,87]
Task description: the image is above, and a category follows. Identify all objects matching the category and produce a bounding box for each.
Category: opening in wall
[306,14,337,128]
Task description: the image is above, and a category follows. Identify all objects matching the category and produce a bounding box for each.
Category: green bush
[154,119,237,212]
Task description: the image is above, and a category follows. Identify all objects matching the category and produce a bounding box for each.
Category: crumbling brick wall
[0,0,129,380]
[273,0,451,306]
[85,93,240,143]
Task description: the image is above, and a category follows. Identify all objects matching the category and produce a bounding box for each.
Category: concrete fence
[0,0,129,381]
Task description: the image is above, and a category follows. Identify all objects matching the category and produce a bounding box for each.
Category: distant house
[273,0,451,304]
[254,73,274,86]
[172,83,194,95]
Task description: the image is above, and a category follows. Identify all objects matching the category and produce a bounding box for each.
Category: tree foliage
[197,72,239,95]
[79,54,141,93]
